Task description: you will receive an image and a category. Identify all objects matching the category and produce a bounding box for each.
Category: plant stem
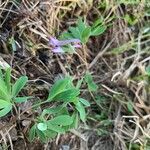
[20,100,49,116]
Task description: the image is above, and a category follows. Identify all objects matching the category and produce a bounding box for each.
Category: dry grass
[0,0,150,149]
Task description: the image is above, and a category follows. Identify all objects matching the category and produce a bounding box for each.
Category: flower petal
[49,36,81,47]
[58,39,81,46]
[73,43,82,48]
[49,37,60,47]
[52,47,64,53]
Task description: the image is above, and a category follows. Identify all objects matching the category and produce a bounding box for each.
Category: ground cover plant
[0,0,150,150]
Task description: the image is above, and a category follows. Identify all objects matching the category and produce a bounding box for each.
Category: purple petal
[57,39,81,46]
[49,37,81,47]
[49,37,60,47]
[52,47,64,53]
[73,43,82,48]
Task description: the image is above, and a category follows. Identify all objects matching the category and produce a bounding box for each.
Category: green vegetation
[0,68,28,117]
[0,0,150,149]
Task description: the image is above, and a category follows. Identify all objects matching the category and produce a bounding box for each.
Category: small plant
[124,14,138,26]
[48,18,106,54]
[29,76,90,142]
[49,37,81,53]
[60,18,107,44]
[84,72,98,92]
[0,67,28,117]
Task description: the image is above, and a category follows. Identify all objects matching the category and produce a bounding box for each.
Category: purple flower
[49,37,81,53]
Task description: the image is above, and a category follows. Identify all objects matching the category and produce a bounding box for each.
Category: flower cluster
[49,37,81,53]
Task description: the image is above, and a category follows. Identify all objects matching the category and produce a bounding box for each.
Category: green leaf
[37,123,47,131]
[12,76,28,97]
[47,123,65,133]
[79,98,90,107]
[91,18,103,29]
[85,73,98,91]
[0,68,3,79]
[45,129,57,138]
[124,14,137,26]
[145,66,150,76]
[69,27,81,39]
[75,101,86,122]
[29,124,36,141]
[81,27,91,43]
[0,87,9,100]
[0,76,10,100]
[42,104,66,116]
[0,74,7,89]
[36,129,47,142]
[63,44,76,54]
[47,115,73,126]
[127,101,134,113]
[14,96,32,103]
[48,78,70,101]
[4,67,11,93]
[77,18,86,33]
[0,99,12,117]
[9,37,17,52]
[70,113,79,129]
[60,31,73,40]
[91,25,106,36]
[53,88,80,102]
[145,146,150,150]
[76,78,83,89]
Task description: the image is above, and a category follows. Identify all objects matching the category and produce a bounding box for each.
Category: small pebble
[60,145,70,150]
